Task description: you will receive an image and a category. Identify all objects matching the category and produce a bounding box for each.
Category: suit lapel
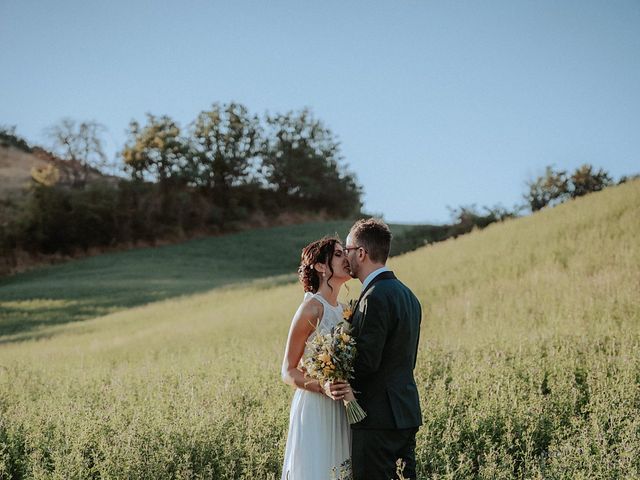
[352,271,396,334]
[358,270,396,301]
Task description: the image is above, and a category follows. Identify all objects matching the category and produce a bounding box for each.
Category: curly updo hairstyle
[298,236,340,293]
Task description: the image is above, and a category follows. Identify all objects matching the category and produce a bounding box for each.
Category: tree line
[1,114,636,274]
[0,106,362,273]
[120,105,360,213]
[524,164,635,211]
[388,165,637,256]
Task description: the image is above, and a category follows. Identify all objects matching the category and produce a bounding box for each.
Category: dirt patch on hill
[0,146,48,197]
[0,145,120,198]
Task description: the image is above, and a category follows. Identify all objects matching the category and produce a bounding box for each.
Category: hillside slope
[394,177,639,347]
[3,179,635,347]
[0,221,417,340]
[0,180,638,478]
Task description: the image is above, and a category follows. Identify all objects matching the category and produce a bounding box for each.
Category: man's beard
[348,262,358,278]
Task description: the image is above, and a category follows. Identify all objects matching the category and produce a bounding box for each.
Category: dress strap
[303,293,324,332]
[303,292,330,309]
[311,293,328,306]
[312,293,341,310]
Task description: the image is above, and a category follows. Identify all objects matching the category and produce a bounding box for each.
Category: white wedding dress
[281,292,352,480]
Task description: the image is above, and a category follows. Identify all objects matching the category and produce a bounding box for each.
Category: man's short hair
[349,218,392,263]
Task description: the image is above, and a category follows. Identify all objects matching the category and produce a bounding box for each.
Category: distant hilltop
[0,143,118,198]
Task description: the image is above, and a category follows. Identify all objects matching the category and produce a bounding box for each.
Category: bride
[280,236,355,480]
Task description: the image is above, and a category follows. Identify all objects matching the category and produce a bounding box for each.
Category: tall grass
[0,180,638,478]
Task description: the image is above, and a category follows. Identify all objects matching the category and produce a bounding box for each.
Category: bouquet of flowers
[303,303,367,424]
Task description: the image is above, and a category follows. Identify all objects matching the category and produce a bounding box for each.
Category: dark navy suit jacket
[351,271,422,430]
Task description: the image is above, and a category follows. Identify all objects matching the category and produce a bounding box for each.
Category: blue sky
[1,1,639,223]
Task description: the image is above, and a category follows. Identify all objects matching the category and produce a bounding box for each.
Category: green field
[0,181,639,478]
[0,221,421,343]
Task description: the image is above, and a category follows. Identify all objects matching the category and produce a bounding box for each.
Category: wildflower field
[0,180,638,479]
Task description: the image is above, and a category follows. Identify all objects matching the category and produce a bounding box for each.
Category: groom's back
[371,279,421,378]
[390,280,421,368]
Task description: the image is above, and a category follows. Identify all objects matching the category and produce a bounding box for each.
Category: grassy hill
[0,221,416,341]
[0,180,638,478]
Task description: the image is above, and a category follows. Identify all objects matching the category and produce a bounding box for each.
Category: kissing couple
[280,218,423,480]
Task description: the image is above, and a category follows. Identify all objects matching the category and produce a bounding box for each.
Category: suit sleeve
[353,293,389,381]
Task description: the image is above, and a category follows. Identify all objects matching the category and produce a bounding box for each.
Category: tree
[45,119,108,187]
[262,109,361,216]
[618,174,640,184]
[121,114,189,186]
[569,164,612,198]
[525,166,570,211]
[0,125,32,152]
[189,103,263,202]
[446,204,508,234]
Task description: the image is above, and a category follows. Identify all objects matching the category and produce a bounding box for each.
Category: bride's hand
[343,384,355,402]
[326,381,354,401]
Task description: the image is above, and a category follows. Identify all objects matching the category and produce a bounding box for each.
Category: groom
[343,218,422,480]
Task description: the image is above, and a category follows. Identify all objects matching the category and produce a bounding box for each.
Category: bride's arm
[281,300,325,394]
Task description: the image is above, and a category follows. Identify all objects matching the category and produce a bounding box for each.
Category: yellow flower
[318,353,331,364]
[342,308,353,321]
[341,333,351,343]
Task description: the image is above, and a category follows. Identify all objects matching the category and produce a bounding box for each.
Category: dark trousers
[351,427,418,480]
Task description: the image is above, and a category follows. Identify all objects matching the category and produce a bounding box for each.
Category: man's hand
[323,381,351,400]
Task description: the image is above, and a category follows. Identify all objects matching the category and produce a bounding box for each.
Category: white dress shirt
[361,266,390,292]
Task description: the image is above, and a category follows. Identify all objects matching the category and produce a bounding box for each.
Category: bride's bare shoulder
[299,295,323,319]
[291,295,323,331]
